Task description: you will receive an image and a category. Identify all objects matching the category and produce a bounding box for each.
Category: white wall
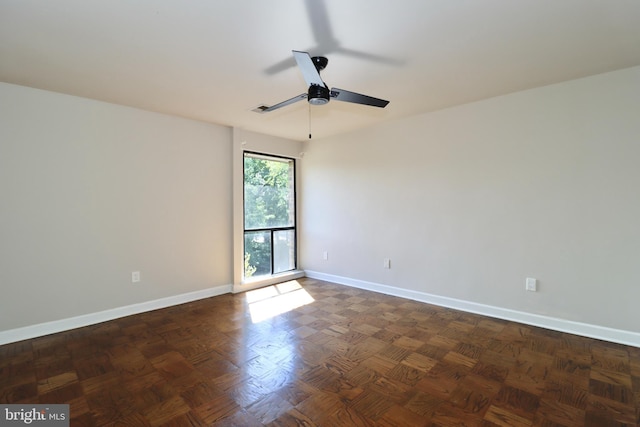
[301,66,640,335]
[0,83,232,331]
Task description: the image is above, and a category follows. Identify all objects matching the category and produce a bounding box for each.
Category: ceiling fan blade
[293,50,325,87]
[305,0,338,49]
[264,56,298,75]
[256,93,307,113]
[334,46,404,67]
[330,88,389,108]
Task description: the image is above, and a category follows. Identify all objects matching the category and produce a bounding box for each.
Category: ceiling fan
[254,50,389,113]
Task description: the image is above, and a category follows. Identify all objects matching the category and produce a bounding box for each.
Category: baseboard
[0,284,232,346]
[304,270,640,348]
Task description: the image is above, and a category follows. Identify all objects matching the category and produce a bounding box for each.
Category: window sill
[233,270,305,294]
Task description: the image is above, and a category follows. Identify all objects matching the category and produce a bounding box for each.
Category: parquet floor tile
[1,277,639,426]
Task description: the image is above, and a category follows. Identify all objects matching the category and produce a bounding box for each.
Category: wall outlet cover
[526,277,537,292]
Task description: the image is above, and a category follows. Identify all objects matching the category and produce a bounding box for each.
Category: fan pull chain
[308,104,312,139]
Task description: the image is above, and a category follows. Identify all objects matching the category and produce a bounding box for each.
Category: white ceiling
[2,0,640,141]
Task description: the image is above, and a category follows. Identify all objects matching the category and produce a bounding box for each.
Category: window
[243,152,296,279]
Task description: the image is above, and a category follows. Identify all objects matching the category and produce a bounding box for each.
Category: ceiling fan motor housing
[308,84,330,105]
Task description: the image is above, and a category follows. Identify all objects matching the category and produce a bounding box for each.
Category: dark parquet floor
[1,278,639,426]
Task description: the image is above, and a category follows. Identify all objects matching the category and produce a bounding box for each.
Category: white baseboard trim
[0,284,232,346]
[304,270,640,348]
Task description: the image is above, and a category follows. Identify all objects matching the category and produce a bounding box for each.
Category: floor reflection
[246,280,315,323]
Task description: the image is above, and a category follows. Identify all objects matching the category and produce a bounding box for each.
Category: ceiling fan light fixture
[308,85,330,105]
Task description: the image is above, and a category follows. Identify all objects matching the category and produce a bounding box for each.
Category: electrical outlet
[525,277,537,292]
[132,271,141,283]
[322,251,328,261]
[383,258,391,269]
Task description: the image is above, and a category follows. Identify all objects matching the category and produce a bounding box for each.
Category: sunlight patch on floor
[246,280,315,323]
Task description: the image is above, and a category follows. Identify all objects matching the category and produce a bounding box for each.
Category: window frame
[242,151,297,279]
